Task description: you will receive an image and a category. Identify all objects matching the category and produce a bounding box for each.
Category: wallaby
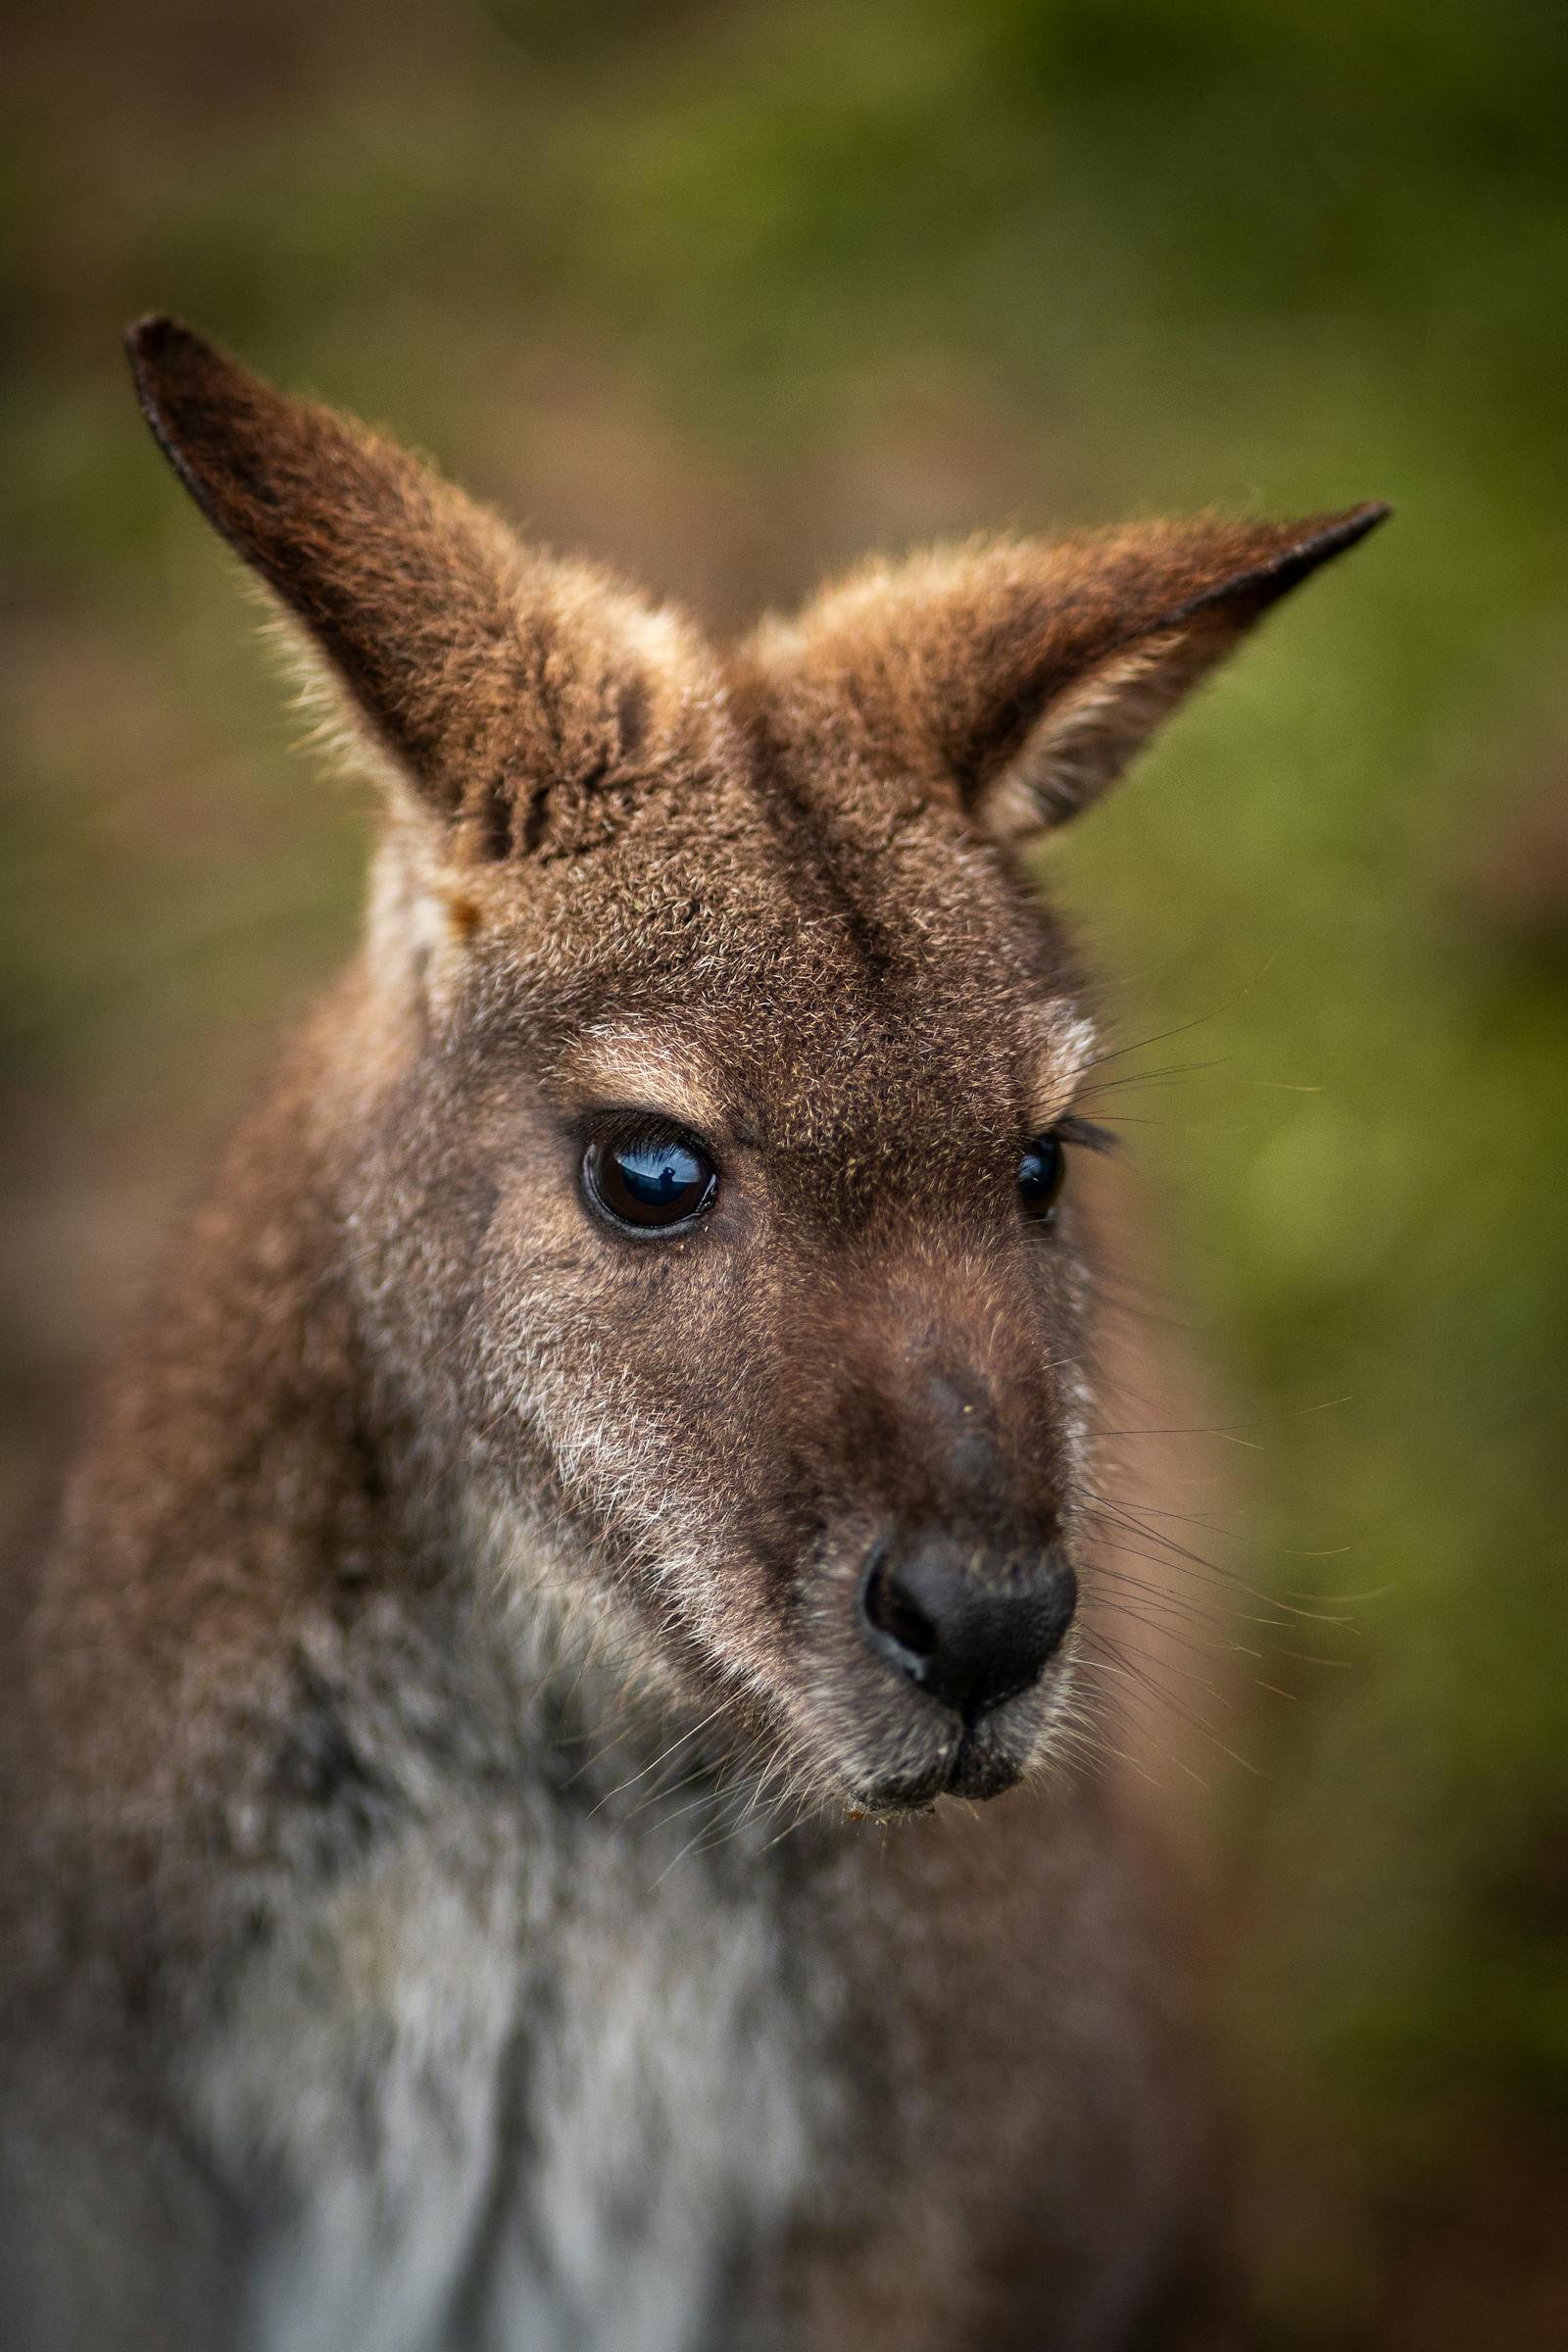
[0,318,1386,2352]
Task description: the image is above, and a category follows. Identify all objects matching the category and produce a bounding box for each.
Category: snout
[857,1534,1077,1726]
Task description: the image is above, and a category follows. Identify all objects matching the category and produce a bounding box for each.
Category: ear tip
[1185,498,1394,621]
[124,310,200,366]
[123,314,233,416]
[125,309,181,350]
[1323,497,1395,547]
[1267,497,1394,594]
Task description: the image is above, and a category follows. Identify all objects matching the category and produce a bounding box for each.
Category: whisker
[1076,1629,1262,1778]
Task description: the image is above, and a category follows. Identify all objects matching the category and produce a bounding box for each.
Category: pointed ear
[124,317,719,848]
[752,506,1390,848]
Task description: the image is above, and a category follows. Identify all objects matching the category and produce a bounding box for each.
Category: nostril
[859,1548,939,1666]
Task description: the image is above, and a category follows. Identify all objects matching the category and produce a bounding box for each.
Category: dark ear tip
[123,313,220,391]
[1261,498,1394,598]
[122,317,269,540]
[1320,498,1395,548]
[1274,500,1395,580]
[125,311,183,356]
[1178,498,1394,625]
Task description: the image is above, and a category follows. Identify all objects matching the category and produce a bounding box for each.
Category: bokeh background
[4,1,1566,2340]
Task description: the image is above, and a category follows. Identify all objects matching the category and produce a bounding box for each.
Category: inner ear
[967,631,1190,840]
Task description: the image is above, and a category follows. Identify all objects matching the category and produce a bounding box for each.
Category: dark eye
[1018,1131,1066,1222]
[583,1125,718,1234]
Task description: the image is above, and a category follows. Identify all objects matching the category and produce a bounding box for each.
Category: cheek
[1034,1239,1097,1445]
[476,1193,769,1505]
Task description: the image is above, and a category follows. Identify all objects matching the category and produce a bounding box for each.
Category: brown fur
[0,318,1386,2351]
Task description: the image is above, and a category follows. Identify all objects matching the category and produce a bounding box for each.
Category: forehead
[495,761,1095,1147]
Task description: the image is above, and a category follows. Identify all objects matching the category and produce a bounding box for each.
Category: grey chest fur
[188,1792,827,2352]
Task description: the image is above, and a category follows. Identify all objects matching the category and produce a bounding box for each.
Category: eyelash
[1054,1114,1118,1155]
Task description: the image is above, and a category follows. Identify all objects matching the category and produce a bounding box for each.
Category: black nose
[857,1537,1077,1723]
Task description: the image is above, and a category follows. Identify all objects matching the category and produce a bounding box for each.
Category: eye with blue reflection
[1018,1132,1067,1222]
[583,1125,718,1234]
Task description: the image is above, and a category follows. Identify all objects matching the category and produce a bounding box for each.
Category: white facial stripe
[551,1028,726,1134]
[1026,1002,1101,1126]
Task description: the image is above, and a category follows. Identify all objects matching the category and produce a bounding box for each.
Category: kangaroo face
[363,759,1103,1811]
[127,317,1386,1812]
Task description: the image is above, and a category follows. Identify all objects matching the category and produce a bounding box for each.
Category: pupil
[616,1140,699,1207]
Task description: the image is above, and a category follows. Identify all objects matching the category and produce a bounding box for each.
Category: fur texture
[0,318,1387,2350]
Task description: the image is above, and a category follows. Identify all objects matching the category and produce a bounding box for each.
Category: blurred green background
[4,1,1566,2340]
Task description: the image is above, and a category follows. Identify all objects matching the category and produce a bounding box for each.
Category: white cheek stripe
[1031,1003,1101,1121]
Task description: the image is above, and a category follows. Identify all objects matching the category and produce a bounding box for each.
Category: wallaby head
[126,317,1385,1817]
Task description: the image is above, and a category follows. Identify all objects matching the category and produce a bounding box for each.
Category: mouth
[846,1716,1032,1817]
[946,1727,1028,1800]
